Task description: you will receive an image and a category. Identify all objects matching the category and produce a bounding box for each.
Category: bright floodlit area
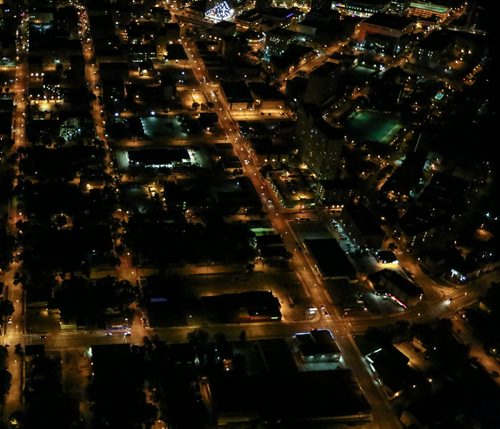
[141,115,201,140]
[345,110,404,145]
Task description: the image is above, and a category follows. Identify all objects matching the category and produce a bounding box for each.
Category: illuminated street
[0,0,498,428]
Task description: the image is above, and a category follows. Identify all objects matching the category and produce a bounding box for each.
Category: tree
[390,320,410,342]
[0,369,11,398]
[482,282,500,314]
[0,299,14,321]
[364,326,392,347]
[0,346,11,399]
[14,344,23,356]
[187,329,210,347]
[232,353,247,374]
[54,214,67,229]
[213,332,227,344]
[141,402,158,425]
[0,240,14,271]
[0,346,8,369]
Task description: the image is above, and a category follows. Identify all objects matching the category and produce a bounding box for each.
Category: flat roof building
[407,0,461,21]
[209,370,371,427]
[201,291,282,323]
[297,104,345,180]
[334,0,391,17]
[219,80,254,111]
[295,329,342,362]
[340,203,385,249]
[257,339,298,373]
[127,147,191,168]
[366,345,417,399]
[357,13,415,53]
[304,238,357,280]
[368,269,423,307]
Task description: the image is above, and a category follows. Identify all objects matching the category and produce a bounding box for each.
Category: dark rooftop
[271,45,314,70]
[164,43,188,60]
[210,370,371,424]
[201,291,281,323]
[340,0,390,6]
[304,238,357,279]
[366,345,416,395]
[248,82,285,101]
[262,7,300,20]
[295,329,341,357]
[344,203,384,236]
[220,81,254,103]
[128,148,190,165]
[370,269,423,297]
[417,30,454,51]
[311,61,342,77]
[257,339,297,373]
[363,13,414,31]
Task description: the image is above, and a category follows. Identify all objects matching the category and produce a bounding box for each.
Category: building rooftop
[262,7,299,20]
[210,370,371,424]
[363,13,414,30]
[304,238,357,279]
[248,82,284,101]
[335,0,391,9]
[343,203,384,236]
[267,27,298,38]
[201,291,282,323]
[128,147,190,166]
[220,80,254,103]
[257,339,297,373]
[366,345,416,395]
[312,61,342,77]
[212,20,236,30]
[417,29,454,51]
[296,329,341,357]
[271,44,315,70]
[165,43,188,60]
[370,269,423,297]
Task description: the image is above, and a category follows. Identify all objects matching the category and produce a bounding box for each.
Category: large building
[297,104,345,180]
[387,0,410,15]
[340,202,385,249]
[294,329,342,362]
[209,370,372,427]
[219,80,254,111]
[406,0,456,20]
[311,0,333,13]
[201,291,282,323]
[205,0,235,22]
[304,238,357,280]
[357,13,415,54]
[264,28,303,58]
[368,269,423,307]
[303,62,342,107]
[365,345,417,399]
[333,0,391,17]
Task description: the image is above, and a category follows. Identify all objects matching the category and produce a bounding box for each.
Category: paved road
[2,4,496,428]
